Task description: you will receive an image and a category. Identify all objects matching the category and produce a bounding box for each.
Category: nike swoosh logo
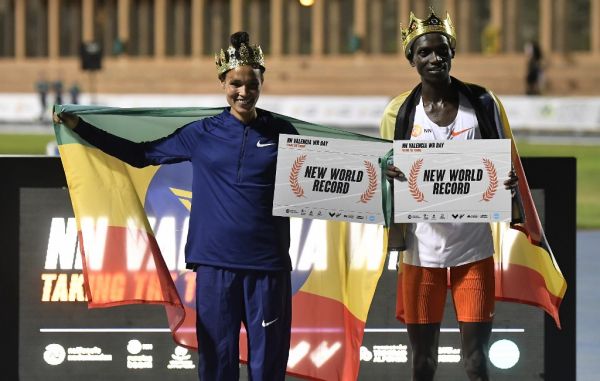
[261,318,279,327]
[257,140,276,148]
[450,127,474,137]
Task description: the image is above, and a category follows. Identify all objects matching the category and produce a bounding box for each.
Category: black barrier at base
[1,157,575,380]
[1,157,67,380]
[524,158,576,381]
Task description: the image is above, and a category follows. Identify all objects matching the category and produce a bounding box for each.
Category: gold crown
[401,8,456,57]
[215,43,265,76]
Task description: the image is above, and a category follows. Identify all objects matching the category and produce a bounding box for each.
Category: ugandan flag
[53,105,389,380]
[380,90,567,328]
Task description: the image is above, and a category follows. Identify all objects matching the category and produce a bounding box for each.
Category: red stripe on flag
[494,262,563,328]
[77,227,188,338]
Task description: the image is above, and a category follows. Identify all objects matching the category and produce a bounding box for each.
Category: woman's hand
[385,164,407,183]
[53,112,80,130]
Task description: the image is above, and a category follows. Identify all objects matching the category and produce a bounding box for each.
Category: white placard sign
[393,140,512,223]
[273,134,391,224]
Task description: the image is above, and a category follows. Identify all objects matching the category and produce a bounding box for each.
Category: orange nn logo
[411,124,423,137]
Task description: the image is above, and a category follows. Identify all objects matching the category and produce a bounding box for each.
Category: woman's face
[410,33,453,83]
[221,65,263,123]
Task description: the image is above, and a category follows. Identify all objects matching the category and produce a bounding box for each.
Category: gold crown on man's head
[401,8,457,57]
[215,42,265,76]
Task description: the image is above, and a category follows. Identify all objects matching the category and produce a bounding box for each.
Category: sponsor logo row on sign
[404,212,501,221]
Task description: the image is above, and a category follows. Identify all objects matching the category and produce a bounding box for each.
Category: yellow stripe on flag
[299,222,386,321]
[58,143,159,231]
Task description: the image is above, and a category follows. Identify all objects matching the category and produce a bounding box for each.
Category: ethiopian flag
[54,105,389,380]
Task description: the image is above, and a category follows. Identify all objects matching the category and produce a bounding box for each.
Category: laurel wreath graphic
[408,159,426,202]
[481,158,498,201]
[289,155,307,197]
[359,160,378,203]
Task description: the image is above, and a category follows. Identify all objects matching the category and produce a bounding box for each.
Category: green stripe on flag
[53,105,390,145]
[53,105,223,146]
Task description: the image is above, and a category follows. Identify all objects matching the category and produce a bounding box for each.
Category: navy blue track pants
[195,266,292,380]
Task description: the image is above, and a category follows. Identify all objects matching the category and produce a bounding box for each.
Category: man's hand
[504,169,518,195]
[53,112,80,130]
[385,164,407,183]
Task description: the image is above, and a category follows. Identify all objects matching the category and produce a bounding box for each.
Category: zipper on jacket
[237,125,250,182]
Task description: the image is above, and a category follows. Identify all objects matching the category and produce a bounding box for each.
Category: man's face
[409,33,453,83]
[221,65,263,121]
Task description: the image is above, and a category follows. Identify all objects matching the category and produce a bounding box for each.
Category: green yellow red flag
[54,105,387,380]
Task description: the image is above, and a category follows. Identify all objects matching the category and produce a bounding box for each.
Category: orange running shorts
[402,256,495,324]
